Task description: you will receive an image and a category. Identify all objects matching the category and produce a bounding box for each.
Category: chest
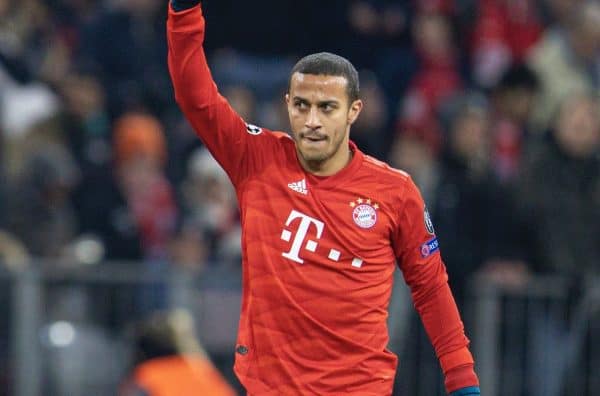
[238,166,398,272]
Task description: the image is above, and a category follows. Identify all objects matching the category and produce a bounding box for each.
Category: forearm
[167,2,220,113]
[166,1,255,186]
[413,281,479,393]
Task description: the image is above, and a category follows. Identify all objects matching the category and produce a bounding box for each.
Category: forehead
[289,73,349,101]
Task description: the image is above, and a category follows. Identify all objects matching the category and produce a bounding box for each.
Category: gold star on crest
[351,197,379,209]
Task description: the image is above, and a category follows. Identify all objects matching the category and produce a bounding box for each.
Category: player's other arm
[394,177,480,395]
[166,0,252,185]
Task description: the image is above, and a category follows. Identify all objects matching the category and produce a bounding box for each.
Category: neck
[299,147,353,177]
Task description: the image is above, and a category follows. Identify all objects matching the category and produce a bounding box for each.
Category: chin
[299,148,329,163]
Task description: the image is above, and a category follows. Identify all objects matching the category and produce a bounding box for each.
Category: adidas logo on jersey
[288,179,307,195]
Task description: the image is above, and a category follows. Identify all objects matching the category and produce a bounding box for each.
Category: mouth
[300,133,328,143]
[301,135,328,150]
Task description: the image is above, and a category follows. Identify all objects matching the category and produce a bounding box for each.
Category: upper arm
[393,177,447,302]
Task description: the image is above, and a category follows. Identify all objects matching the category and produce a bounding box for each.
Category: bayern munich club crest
[350,198,379,229]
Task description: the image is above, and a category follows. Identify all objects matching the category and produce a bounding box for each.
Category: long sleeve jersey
[167,4,479,395]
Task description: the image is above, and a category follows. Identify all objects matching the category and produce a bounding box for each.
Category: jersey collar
[302,140,364,190]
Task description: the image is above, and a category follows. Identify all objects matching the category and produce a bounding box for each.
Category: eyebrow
[292,97,340,106]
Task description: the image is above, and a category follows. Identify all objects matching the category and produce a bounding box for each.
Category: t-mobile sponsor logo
[281,209,324,264]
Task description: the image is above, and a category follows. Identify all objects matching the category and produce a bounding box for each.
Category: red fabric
[409,61,462,113]
[168,5,478,394]
[472,0,543,61]
[399,49,462,141]
[445,363,480,393]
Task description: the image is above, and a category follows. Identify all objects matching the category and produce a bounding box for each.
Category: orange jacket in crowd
[124,355,237,396]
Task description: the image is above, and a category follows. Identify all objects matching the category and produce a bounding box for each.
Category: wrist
[445,363,479,394]
[449,386,480,395]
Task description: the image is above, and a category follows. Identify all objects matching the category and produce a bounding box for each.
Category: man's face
[556,96,600,158]
[286,73,362,173]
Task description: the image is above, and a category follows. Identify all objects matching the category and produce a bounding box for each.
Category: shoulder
[249,124,295,153]
[358,155,419,208]
[244,122,291,141]
[361,154,412,185]
[237,123,296,170]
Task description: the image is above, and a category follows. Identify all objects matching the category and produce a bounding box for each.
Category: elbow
[173,87,212,115]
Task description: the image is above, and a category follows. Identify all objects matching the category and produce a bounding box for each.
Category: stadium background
[0,0,599,395]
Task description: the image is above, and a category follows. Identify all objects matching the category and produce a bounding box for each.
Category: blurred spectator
[398,96,519,302]
[398,11,463,140]
[0,0,73,137]
[351,71,390,158]
[0,0,49,81]
[514,92,599,396]
[57,74,112,173]
[5,140,80,259]
[528,1,600,132]
[72,112,180,319]
[208,56,291,137]
[221,85,257,123]
[167,221,210,274]
[488,64,539,183]
[516,92,600,275]
[77,0,173,119]
[471,0,543,88]
[120,309,237,396]
[180,148,240,266]
[389,126,441,206]
[540,0,584,32]
[75,112,178,262]
[0,0,599,393]
[341,0,411,69]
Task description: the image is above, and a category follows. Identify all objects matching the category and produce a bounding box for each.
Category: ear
[347,99,363,125]
[285,93,290,105]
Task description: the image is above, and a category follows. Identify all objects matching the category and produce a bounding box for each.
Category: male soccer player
[167,1,480,395]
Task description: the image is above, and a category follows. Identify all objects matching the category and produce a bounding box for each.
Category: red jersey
[167,5,478,395]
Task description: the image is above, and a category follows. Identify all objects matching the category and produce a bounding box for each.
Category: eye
[294,100,308,110]
[320,103,336,113]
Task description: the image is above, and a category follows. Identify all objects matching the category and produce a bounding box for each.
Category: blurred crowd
[1,0,598,299]
[0,0,599,394]
[0,0,598,305]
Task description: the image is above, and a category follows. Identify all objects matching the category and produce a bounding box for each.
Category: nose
[305,107,322,130]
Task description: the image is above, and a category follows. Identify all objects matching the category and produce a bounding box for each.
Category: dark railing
[1,264,598,396]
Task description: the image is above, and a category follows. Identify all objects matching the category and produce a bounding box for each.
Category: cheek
[330,119,349,143]
[288,110,304,126]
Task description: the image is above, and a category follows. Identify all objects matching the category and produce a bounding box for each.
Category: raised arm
[394,177,480,395]
[167,1,270,186]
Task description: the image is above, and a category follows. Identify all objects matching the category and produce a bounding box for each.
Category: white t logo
[281,209,324,263]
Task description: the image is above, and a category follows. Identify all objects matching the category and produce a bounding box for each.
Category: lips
[301,134,327,142]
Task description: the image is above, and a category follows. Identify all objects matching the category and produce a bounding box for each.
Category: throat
[299,148,353,177]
